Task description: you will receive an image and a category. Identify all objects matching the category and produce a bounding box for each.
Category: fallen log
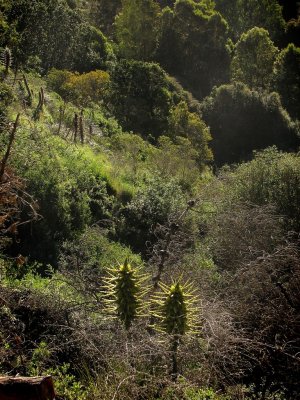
[0,376,55,400]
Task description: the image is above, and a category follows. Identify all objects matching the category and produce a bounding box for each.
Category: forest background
[0,0,300,399]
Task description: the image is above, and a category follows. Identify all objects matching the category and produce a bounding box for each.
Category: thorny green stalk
[103,259,148,330]
[152,279,200,380]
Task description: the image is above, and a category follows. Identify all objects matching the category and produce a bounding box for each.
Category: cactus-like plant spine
[162,282,188,335]
[152,279,200,379]
[103,259,148,330]
[153,279,199,335]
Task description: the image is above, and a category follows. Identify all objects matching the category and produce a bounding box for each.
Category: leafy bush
[201,82,299,165]
[1,0,114,72]
[185,387,230,400]
[116,176,187,255]
[59,226,142,298]
[167,101,212,169]
[5,126,114,265]
[47,69,110,105]
[274,43,300,119]
[229,147,300,232]
[108,59,172,139]
[47,363,88,400]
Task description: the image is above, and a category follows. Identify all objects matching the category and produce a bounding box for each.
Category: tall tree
[108,59,171,138]
[88,0,121,37]
[115,0,161,60]
[201,82,299,165]
[168,101,212,168]
[274,43,300,120]
[1,0,114,72]
[215,0,286,42]
[157,0,231,99]
[231,27,279,90]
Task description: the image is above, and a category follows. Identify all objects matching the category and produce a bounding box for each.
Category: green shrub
[47,69,110,106]
[116,176,187,255]
[230,147,300,231]
[47,363,88,400]
[6,127,114,266]
[185,387,230,400]
[201,82,299,165]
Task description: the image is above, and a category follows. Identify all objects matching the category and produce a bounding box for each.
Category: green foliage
[215,0,286,42]
[27,341,51,375]
[231,27,279,90]
[59,227,142,284]
[104,259,147,329]
[47,68,110,105]
[0,0,300,396]
[89,0,121,37]
[116,176,186,255]
[230,147,300,232]
[3,123,114,265]
[106,132,152,186]
[0,81,13,124]
[2,46,12,76]
[72,25,116,73]
[201,82,299,165]
[1,0,114,72]
[184,387,230,400]
[115,0,161,60]
[46,69,74,99]
[153,280,199,336]
[150,135,200,190]
[167,101,212,168]
[157,0,230,98]
[274,43,300,120]
[108,59,172,139]
[47,363,88,400]
[2,0,79,70]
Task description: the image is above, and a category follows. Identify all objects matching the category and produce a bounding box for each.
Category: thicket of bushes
[0,0,299,398]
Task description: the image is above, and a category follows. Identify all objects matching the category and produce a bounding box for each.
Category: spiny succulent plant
[152,279,200,379]
[103,259,149,330]
[152,279,200,336]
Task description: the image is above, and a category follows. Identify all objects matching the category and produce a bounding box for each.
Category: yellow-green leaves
[103,261,200,339]
[162,282,188,335]
[104,259,147,330]
[153,280,200,336]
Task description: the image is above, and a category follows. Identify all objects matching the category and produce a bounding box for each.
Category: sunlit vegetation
[0,0,299,399]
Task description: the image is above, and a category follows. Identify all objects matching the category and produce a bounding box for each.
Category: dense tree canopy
[0,0,114,72]
[215,0,286,42]
[231,27,279,90]
[108,59,172,138]
[167,101,212,168]
[1,0,300,398]
[88,0,121,36]
[274,43,300,119]
[201,82,299,165]
[157,0,231,98]
[115,0,161,60]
